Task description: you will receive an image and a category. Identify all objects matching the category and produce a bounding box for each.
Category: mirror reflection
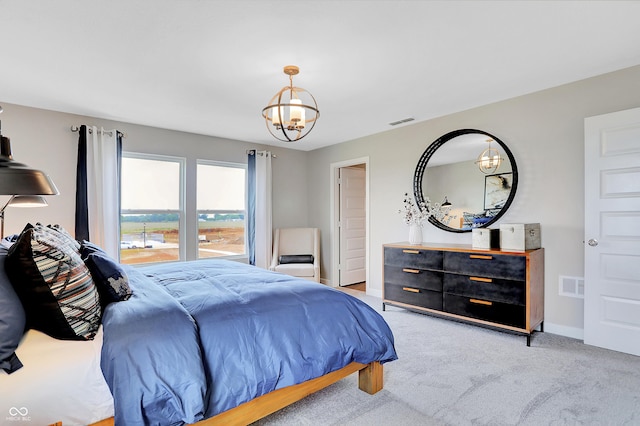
[414,129,518,233]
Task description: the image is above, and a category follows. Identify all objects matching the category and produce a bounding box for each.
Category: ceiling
[1,1,640,151]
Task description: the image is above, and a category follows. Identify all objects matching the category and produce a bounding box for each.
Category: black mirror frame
[413,128,519,233]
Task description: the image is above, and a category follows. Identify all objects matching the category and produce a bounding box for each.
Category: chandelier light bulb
[289,98,304,127]
[271,106,282,126]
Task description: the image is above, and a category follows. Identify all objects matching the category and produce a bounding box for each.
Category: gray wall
[306,64,640,339]
[4,64,640,338]
[0,103,310,261]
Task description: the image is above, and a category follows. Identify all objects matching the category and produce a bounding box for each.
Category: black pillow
[279,254,314,264]
[5,224,101,341]
[0,248,25,374]
[81,247,132,307]
[79,240,107,260]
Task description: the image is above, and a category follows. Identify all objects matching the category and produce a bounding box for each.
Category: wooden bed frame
[87,361,383,426]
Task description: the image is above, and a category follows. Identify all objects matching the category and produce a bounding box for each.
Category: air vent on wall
[559,275,585,298]
[389,117,415,126]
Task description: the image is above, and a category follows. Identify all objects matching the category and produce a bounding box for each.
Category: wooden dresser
[383,242,544,345]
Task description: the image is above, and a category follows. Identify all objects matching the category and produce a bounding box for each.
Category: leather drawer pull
[402,287,420,293]
[470,254,493,260]
[402,268,420,274]
[402,249,420,254]
[470,298,493,306]
[470,276,493,283]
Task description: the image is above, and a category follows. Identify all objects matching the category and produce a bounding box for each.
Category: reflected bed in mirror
[413,129,518,233]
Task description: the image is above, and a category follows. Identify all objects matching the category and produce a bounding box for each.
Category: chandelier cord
[289,74,294,99]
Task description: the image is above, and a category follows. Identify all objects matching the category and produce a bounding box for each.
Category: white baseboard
[543,322,584,340]
[366,288,382,298]
[320,278,334,287]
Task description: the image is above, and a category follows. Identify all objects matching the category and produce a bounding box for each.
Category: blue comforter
[101,259,397,425]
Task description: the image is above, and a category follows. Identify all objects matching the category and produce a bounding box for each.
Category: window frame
[120,152,187,264]
[196,159,248,260]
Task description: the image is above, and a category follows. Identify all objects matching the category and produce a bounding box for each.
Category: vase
[409,224,422,245]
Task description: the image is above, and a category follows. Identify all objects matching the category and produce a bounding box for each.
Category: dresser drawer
[384,265,443,292]
[384,247,443,270]
[443,293,525,329]
[384,284,443,311]
[443,252,525,281]
[443,273,525,305]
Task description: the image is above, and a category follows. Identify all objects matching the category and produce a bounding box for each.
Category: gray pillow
[0,248,25,374]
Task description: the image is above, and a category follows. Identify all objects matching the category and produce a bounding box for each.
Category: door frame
[330,157,369,290]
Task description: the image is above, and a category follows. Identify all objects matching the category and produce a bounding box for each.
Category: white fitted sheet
[0,327,113,425]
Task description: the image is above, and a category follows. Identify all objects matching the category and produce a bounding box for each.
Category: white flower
[398,193,430,226]
[398,193,456,226]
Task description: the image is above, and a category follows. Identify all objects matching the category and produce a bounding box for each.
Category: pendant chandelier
[261,65,319,142]
[475,139,503,174]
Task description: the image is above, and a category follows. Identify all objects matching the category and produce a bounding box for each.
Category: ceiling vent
[389,117,415,126]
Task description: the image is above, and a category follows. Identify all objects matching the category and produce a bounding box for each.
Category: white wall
[306,64,640,338]
[0,103,310,260]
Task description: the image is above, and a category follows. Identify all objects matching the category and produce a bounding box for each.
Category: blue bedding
[101,259,397,425]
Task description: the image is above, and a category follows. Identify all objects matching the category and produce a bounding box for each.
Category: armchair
[269,227,320,282]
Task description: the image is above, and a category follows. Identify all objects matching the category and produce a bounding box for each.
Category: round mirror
[413,129,518,233]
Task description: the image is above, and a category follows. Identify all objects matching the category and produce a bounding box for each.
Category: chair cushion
[279,254,314,264]
[274,263,315,278]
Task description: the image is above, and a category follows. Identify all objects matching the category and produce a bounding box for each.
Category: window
[120,153,185,265]
[196,161,246,259]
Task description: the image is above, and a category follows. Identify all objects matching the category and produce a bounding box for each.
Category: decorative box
[499,223,541,251]
[471,228,500,249]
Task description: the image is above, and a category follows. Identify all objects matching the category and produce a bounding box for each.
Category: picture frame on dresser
[383,242,544,346]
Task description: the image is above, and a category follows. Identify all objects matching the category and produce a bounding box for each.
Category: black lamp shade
[0,167,59,195]
[0,136,59,196]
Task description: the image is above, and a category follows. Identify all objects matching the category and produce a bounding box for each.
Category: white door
[339,166,366,286]
[584,107,640,356]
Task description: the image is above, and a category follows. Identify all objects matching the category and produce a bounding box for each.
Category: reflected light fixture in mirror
[475,138,503,174]
[442,196,452,207]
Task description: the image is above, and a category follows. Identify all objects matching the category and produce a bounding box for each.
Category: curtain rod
[246,149,277,158]
[70,125,127,138]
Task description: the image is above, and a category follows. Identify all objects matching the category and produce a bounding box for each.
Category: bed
[0,224,397,425]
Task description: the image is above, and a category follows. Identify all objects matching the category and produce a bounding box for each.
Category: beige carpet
[253,289,640,425]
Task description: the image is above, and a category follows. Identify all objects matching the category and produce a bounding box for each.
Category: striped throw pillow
[5,224,101,340]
